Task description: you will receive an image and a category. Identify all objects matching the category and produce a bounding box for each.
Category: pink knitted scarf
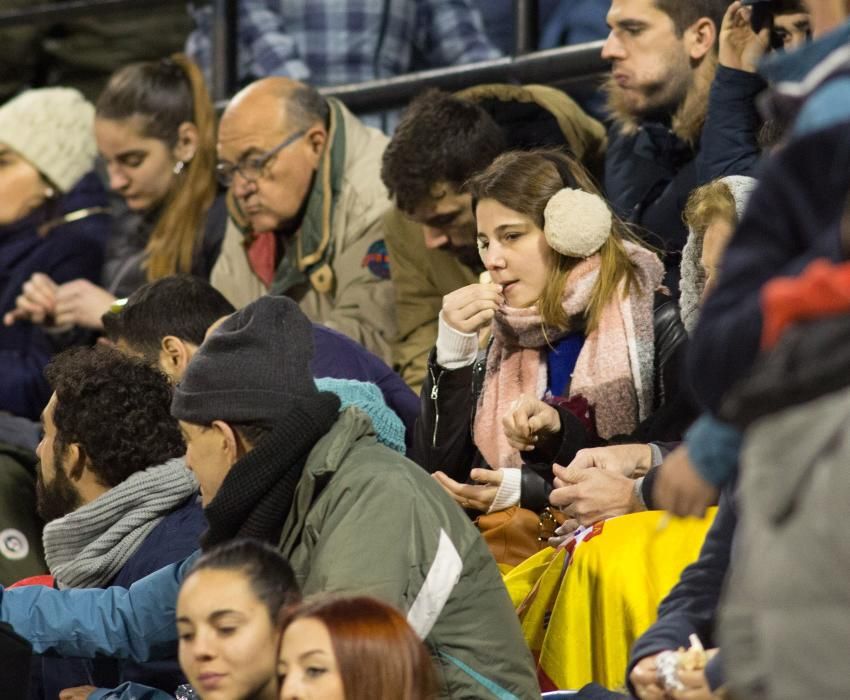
[473,242,664,469]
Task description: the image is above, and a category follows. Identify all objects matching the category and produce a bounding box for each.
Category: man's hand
[567,444,654,478]
[502,395,562,452]
[671,648,722,700]
[670,668,720,700]
[719,1,770,73]
[3,272,58,326]
[53,279,117,330]
[433,468,504,512]
[59,686,98,700]
[630,654,667,700]
[441,283,504,334]
[653,446,719,518]
[551,463,642,526]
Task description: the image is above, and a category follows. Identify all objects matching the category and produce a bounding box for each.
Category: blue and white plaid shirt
[187,0,500,88]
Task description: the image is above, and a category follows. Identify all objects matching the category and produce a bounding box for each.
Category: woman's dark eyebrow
[208,609,245,623]
[493,222,529,233]
[115,150,147,161]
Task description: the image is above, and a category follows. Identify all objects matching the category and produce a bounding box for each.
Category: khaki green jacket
[384,207,478,393]
[281,408,540,699]
[0,443,46,586]
[211,99,396,363]
[386,83,608,392]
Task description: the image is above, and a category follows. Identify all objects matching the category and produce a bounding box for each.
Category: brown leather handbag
[476,506,564,567]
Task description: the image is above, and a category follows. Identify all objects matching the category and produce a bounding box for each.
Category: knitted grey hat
[0,87,96,192]
[172,295,318,426]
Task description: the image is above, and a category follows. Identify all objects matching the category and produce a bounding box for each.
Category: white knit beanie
[0,87,96,192]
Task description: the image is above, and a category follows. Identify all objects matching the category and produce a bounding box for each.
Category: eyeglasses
[215,129,306,187]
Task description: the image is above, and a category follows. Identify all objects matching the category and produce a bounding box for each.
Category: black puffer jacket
[412,294,692,509]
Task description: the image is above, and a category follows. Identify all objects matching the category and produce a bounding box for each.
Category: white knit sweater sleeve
[436,311,479,369]
[488,467,522,513]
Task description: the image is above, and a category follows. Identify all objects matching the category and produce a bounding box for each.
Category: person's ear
[685,17,717,61]
[65,443,87,482]
[211,420,242,465]
[159,336,196,382]
[173,121,200,164]
[304,124,327,167]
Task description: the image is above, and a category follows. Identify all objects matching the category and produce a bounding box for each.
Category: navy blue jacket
[688,22,850,413]
[0,172,110,420]
[627,489,736,694]
[688,120,849,412]
[312,324,419,450]
[35,496,205,698]
[604,67,763,291]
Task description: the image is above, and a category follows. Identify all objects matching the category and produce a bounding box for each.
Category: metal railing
[321,41,606,113]
[0,0,608,112]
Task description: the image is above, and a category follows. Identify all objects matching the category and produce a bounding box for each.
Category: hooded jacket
[386,83,608,392]
[210,99,396,363]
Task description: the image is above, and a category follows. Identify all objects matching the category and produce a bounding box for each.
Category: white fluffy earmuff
[543,188,612,258]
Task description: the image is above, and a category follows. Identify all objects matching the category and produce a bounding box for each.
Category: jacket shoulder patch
[362,239,390,280]
[0,528,29,560]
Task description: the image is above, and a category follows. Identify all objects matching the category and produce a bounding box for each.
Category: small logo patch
[0,528,29,561]
[362,239,391,280]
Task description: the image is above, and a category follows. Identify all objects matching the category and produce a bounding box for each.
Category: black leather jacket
[411,294,693,510]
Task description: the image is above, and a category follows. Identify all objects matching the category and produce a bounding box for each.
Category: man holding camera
[601,0,810,290]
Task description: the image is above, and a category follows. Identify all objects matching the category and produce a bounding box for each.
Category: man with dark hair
[381,88,508,259]
[31,345,204,697]
[102,276,418,445]
[102,276,235,378]
[380,86,606,390]
[0,296,541,700]
[210,77,396,363]
[602,0,741,288]
[770,0,812,48]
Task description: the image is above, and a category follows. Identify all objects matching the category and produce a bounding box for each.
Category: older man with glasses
[210,77,396,363]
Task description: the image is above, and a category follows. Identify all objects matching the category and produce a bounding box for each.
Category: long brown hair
[96,54,217,280]
[279,596,438,700]
[466,149,642,332]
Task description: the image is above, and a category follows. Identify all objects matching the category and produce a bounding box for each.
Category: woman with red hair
[277,596,437,700]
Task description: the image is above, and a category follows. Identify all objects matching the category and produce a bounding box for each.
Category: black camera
[741,0,776,34]
[741,0,810,50]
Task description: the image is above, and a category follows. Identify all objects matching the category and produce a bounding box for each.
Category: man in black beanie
[0,295,540,700]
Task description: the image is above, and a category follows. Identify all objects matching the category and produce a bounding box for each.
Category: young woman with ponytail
[7,54,224,331]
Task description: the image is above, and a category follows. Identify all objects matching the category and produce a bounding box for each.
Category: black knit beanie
[171,295,318,425]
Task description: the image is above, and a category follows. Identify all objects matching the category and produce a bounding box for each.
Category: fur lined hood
[605,53,718,146]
